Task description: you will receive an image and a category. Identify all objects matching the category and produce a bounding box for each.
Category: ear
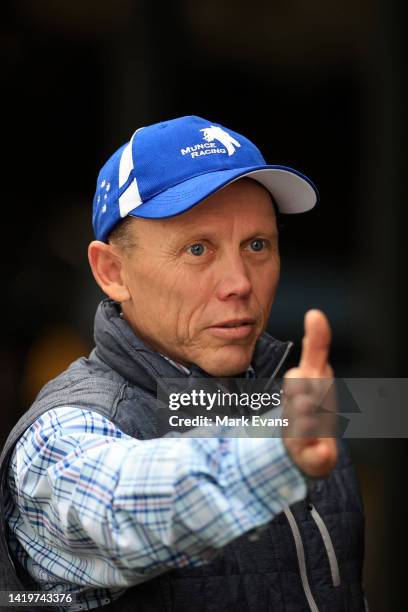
[88,241,131,302]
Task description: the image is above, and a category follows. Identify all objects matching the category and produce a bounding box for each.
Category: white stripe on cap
[119,127,144,218]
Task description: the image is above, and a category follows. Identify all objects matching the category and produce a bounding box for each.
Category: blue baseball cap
[92,115,319,242]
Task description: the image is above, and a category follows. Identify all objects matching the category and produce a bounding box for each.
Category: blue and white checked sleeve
[7,406,306,591]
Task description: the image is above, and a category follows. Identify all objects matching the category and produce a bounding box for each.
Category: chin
[199,345,254,377]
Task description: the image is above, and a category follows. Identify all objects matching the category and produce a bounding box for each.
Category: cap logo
[200,126,241,156]
[180,125,241,159]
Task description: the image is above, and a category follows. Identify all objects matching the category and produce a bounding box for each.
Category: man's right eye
[188,243,206,256]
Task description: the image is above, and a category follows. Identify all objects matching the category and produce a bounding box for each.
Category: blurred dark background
[1,1,406,609]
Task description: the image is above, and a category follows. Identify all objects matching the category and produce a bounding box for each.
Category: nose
[214,252,252,301]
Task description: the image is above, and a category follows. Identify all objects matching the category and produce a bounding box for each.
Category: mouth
[208,318,256,340]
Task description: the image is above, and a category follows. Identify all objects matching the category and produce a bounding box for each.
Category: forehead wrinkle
[152,213,221,247]
[166,208,277,248]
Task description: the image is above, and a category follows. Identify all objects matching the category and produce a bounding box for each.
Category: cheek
[169,270,216,342]
[174,279,212,335]
[253,260,280,307]
[128,264,207,334]
[126,263,171,319]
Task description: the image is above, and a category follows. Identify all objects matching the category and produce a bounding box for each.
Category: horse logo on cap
[200,126,241,156]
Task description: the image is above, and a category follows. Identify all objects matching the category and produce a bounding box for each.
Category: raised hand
[282,310,337,478]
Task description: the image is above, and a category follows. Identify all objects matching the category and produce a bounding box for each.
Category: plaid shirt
[6,360,306,611]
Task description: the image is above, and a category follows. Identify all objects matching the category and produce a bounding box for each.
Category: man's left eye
[249,238,266,252]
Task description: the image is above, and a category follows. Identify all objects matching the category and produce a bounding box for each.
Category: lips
[211,318,255,328]
[208,318,256,340]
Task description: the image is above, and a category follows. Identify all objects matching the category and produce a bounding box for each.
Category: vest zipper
[283,507,320,612]
[267,341,340,602]
[308,503,341,587]
[263,341,294,391]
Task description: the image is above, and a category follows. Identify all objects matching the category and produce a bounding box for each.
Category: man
[0,116,366,611]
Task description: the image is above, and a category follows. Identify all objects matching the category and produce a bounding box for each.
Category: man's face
[120,178,280,376]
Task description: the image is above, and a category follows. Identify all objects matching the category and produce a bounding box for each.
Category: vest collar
[94,299,293,392]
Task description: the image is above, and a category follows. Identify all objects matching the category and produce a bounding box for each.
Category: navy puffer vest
[0,299,366,611]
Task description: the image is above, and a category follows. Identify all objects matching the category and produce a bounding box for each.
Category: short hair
[107,216,138,252]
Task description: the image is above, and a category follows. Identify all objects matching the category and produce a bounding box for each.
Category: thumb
[299,309,331,374]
